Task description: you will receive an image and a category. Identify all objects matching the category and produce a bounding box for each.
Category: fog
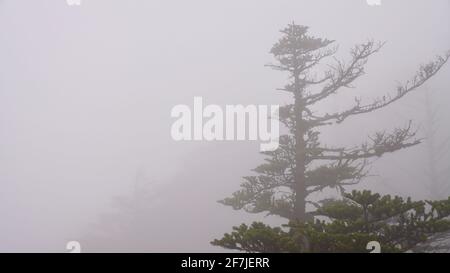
[0,0,449,252]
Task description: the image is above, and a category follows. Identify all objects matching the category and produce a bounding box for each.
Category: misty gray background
[0,0,449,252]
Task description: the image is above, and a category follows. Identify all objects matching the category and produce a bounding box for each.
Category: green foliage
[211,223,289,253]
[213,190,450,253]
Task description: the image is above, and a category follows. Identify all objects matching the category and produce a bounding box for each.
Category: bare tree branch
[305,40,385,105]
[309,122,421,161]
[310,52,450,124]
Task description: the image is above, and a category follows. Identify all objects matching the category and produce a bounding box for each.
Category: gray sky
[0,0,449,252]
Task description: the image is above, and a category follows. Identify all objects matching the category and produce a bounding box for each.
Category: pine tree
[214,23,449,252]
[213,190,450,253]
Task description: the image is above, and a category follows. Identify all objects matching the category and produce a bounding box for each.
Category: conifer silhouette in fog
[213,23,450,252]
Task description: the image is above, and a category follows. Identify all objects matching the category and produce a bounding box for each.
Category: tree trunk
[293,72,307,222]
